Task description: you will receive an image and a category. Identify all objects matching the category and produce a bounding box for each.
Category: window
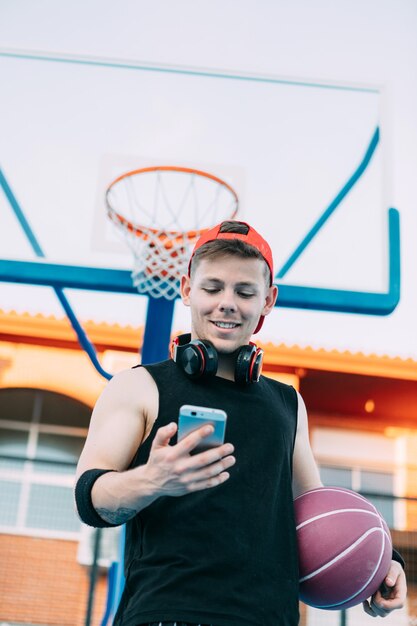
[313,427,399,528]
[319,466,352,489]
[359,470,395,527]
[0,388,90,538]
[319,465,395,527]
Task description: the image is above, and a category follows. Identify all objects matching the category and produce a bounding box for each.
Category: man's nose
[217,290,237,313]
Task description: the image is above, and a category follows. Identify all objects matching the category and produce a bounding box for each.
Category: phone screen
[178,404,227,453]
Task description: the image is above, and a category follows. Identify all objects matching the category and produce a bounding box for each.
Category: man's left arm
[291,390,322,498]
[292,390,407,617]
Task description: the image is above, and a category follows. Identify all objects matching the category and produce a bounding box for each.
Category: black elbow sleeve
[392,547,405,570]
[74,468,118,528]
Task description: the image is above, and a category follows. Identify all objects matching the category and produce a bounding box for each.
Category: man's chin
[210,339,243,356]
[216,347,240,357]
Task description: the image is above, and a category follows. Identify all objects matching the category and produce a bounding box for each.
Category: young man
[75,221,406,625]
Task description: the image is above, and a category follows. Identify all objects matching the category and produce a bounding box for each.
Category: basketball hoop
[105,166,239,299]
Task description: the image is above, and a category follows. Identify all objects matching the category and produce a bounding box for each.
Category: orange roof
[262,341,417,380]
[0,308,143,351]
[1,309,417,380]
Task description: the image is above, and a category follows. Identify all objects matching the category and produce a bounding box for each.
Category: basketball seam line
[296,508,383,530]
[295,488,379,511]
[300,528,388,608]
[300,527,385,582]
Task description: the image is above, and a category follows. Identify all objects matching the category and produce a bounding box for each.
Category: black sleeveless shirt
[114,360,300,626]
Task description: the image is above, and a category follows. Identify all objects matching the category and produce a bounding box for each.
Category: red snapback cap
[188,221,274,334]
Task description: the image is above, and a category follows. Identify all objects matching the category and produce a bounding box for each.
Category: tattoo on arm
[96,507,137,525]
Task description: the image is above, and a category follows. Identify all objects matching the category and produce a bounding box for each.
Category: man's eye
[238,292,255,298]
[203,288,220,294]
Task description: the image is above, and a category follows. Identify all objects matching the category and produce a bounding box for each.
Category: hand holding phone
[178,404,227,454]
[144,406,234,497]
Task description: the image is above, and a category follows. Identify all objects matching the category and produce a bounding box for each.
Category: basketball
[294,487,392,610]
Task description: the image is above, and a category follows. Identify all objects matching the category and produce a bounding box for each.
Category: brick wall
[0,534,108,626]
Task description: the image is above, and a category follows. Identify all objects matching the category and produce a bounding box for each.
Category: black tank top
[114,360,299,626]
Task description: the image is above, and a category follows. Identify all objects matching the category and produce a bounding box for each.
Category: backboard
[0,49,400,365]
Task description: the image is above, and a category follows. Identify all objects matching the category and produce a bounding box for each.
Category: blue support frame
[0,168,179,379]
[0,168,114,379]
[0,259,138,293]
[276,207,400,316]
[0,206,400,316]
[0,117,401,330]
[277,128,380,279]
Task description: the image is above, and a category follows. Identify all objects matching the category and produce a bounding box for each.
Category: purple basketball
[294,487,392,610]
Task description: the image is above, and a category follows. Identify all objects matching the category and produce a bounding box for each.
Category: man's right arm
[75,368,235,527]
[75,367,160,525]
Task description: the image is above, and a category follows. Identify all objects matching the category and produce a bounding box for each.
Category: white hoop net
[105,167,239,299]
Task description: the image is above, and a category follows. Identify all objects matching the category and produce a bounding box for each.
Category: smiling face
[180,254,278,355]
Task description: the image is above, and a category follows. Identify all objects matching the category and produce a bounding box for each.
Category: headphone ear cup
[250,347,264,383]
[235,344,258,385]
[179,340,218,379]
[198,341,218,378]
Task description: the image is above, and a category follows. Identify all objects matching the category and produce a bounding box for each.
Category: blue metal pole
[277,127,380,279]
[142,298,176,363]
[0,168,112,378]
[110,296,176,622]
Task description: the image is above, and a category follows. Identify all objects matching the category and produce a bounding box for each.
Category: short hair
[189,221,271,285]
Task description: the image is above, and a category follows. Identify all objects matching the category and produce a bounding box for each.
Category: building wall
[1,321,416,625]
[0,534,107,626]
[0,341,106,408]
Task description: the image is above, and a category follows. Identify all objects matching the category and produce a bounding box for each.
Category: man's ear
[262,284,278,316]
[180,274,191,306]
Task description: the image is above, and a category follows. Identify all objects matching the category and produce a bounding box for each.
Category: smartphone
[178,404,227,453]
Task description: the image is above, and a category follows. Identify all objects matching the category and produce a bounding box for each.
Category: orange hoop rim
[108,211,206,248]
[105,165,239,241]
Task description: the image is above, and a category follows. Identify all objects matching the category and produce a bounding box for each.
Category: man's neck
[216,351,238,381]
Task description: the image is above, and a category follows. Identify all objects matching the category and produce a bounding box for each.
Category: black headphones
[170,333,264,385]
